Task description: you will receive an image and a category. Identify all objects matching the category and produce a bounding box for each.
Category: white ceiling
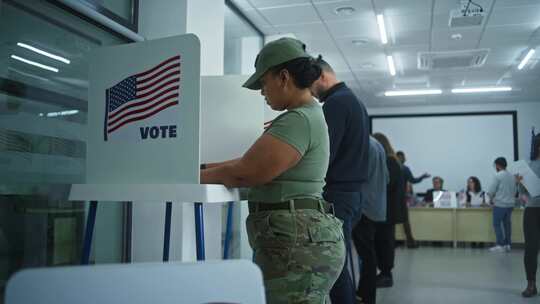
[231,0,540,107]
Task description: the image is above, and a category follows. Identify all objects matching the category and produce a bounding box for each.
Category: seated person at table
[460,176,489,207]
[424,176,445,203]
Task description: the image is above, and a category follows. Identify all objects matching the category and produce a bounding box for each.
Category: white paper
[508,160,540,197]
[433,191,458,208]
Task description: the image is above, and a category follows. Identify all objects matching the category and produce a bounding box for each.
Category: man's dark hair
[534,134,540,160]
[270,57,322,89]
[315,56,334,74]
[494,157,507,169]
[396,151,405,158]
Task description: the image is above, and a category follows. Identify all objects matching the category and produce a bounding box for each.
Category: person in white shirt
[487,157,517,253]
[460,176,489,208]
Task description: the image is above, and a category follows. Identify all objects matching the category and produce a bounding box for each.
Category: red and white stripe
[107,55,181,133]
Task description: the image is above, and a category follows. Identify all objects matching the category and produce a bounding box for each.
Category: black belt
[249,199,334,214]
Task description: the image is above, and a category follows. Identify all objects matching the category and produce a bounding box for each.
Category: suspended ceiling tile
[257,4,320,25]
[325,17,379,39]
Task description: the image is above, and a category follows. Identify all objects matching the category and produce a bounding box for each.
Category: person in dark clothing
[424,176,445,204]
[372,133,407,289]
[396,151,429,249]
[352,136,388,304]
[311,58,370,304]
[396,151,430,185]
[520,134,540,298]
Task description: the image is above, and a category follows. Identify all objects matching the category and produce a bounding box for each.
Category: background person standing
[372,133,407,289]
[488,157,517,253]
[519,134,540,297]
[352,136,388,304]
[396,150,429,248]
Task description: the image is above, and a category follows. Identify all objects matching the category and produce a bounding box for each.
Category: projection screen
[370,112,517,193]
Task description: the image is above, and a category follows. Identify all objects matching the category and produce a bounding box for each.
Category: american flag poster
[104,55,181,141]
[87,34,200,184]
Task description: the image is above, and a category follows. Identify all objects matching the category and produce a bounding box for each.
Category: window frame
[225,0,265,40]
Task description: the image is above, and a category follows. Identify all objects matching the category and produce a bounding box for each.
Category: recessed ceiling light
[451,33,463,40]
[451,87,512,93]
[384,89,442,96]
[359,63,374,69]
[518,49,535,70]
[352,39,369,46]
[335,6,356,16]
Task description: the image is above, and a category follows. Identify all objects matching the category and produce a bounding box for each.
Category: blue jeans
[493,206,513,246]
[323,190,363,304]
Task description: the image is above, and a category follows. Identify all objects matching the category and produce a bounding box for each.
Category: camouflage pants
[246,209,346,304]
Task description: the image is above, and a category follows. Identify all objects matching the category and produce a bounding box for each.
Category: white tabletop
[69,184,241,203]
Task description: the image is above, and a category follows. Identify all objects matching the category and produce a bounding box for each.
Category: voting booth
[70,34,265,264]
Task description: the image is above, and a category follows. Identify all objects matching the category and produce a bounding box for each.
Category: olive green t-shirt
[248,100,330,202]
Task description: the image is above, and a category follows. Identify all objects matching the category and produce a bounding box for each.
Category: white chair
[6,260,265,304]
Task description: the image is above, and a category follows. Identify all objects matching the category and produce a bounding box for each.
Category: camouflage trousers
[246,208,346,304]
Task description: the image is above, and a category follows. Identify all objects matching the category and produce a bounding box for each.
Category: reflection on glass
[224,3,263,75]
[0,0,129,297]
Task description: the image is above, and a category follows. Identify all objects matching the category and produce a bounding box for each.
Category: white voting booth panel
[74,34,266,263]
[6,260,266,304]
[131,75,265,262]
[87,34,201,184]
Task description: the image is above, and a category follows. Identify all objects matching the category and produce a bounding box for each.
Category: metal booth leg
[81,201,98,265]
[163,202,173,261]
[194,202,205,260]
[223,201,234,259]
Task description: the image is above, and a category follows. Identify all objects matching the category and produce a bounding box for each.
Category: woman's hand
[200,134,302,188]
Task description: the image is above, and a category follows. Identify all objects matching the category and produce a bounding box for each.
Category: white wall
[139,0,224,76]
[185,0,224,75]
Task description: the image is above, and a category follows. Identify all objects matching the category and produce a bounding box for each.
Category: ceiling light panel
[451,87,512,93]
[387,55,396,76]
[384,89,442,96]
[376,14,388,44]
[10,55,59,72]
[518,49,535,70]
[17,43,70,64]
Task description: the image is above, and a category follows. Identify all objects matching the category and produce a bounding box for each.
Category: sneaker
[505,245,511,252]
[489,245,505,253]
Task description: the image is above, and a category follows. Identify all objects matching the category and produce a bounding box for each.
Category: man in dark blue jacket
[311,58,370,304]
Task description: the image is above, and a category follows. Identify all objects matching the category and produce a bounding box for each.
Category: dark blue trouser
[493,206,513,246]
[323,190,363,304]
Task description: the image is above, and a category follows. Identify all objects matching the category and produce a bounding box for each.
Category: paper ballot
[508,160,540,197]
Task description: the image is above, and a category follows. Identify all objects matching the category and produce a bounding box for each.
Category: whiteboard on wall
[371,112,517,193]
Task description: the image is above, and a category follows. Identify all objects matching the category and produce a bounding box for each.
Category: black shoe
[522,286,538,298]
[376,274,393,288]
[407,241,419,249]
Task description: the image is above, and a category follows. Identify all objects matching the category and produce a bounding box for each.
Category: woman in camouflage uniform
[201,38,345,303]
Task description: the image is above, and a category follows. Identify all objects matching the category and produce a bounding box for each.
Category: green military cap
[243,37,311,90]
